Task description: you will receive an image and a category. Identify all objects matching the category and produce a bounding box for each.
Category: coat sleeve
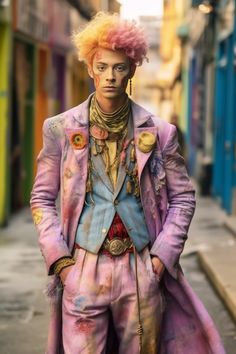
[30,119,71,275]
[150,124,196,279]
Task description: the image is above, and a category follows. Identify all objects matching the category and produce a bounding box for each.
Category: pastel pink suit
[30,96,225,353]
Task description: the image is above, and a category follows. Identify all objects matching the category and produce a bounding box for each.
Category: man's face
[88,48,135,100]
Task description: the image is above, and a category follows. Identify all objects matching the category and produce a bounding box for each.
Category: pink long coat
[30,95,225,354]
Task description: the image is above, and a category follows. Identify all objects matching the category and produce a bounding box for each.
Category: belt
[102,237,133,256]
[75,237,133,257]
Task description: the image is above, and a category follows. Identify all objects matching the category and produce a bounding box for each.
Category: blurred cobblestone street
[0,195,236,353]
[0,209,49,354]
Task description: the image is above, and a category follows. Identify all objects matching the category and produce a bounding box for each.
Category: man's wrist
[53,257,76,275]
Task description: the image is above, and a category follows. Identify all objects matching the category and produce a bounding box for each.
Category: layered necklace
[86,94,140,201]
[89,94,130,175]
[90,94,130,138]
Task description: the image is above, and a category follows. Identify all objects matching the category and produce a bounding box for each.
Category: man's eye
[116,65,126,72]
[97,66,105,71]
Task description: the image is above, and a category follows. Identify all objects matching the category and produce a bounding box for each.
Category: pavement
[0,196,236,353]
[183,195,236,324]
[0,208,49,354]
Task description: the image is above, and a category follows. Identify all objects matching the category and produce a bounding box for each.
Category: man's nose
[106,68,116,82]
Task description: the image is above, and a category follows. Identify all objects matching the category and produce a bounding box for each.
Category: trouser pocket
[63,248,87,296]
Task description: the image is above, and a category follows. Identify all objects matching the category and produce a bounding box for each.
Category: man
[31,12,225,354]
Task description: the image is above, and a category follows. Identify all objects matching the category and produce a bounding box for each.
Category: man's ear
[129,63,136,79]
[87,65,94,79]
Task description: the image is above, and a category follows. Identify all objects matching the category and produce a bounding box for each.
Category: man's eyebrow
[96,62,128,65]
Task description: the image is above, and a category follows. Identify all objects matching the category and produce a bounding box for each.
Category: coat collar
[131,100,155,128]
[69,94,159,183]
[72,94,92,127]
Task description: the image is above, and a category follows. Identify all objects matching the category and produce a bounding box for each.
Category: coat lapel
[130,100,160,182]
[114,161,126,199]
[64,94,92,175]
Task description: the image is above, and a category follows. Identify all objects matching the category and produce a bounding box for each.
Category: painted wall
[0,0,102,226]
[34,46,49,173]
[12,38,36,206]
[0,24,11,225]
[156,0,185,124]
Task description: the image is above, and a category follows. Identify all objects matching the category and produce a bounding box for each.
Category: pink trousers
[62,247,164,354]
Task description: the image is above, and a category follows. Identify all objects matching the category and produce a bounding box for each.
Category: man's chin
[101,91,126,99]
[102,93,121,99]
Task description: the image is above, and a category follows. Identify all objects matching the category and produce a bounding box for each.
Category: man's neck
[95,93,127,113]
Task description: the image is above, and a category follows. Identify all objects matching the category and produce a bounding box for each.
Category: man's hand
[60,265,74,285]
[151,256,165,280]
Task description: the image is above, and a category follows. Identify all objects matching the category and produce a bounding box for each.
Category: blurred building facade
[212,0,236,214]
[160,0,236,215]
[0,1,12,226]
[0,0,120,226]
[132,15,162,115]
[2,0,236,224]
[178,0,217,191]
[156,0,186,126]
[182,0,236,215]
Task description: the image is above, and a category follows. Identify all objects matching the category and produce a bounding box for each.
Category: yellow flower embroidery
[32,208,43,225]
[137,132,156,153]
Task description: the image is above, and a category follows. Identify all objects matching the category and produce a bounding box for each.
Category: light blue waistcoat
[75,122,150,254]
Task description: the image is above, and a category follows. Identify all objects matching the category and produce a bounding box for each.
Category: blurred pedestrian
[30,12,225,354]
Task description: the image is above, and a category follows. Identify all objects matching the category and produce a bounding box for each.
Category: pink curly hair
[72,12,148,66]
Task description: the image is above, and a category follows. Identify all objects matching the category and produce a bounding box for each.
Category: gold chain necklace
[89,94,130,135]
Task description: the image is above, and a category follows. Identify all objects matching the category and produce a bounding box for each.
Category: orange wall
[34,47,49,173]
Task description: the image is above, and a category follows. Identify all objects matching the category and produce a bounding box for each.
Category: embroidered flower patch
[70,132,87,149]
[137,132,156,153]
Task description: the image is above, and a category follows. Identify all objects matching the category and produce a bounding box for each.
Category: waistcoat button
[114,199,119,206]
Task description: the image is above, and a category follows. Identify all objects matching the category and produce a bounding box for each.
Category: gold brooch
[90,125,108,140]
[71,132,87,149]
[137,132,156,153]
[32,208,43,225]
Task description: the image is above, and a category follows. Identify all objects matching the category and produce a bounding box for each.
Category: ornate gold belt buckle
[108,238,127,256]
